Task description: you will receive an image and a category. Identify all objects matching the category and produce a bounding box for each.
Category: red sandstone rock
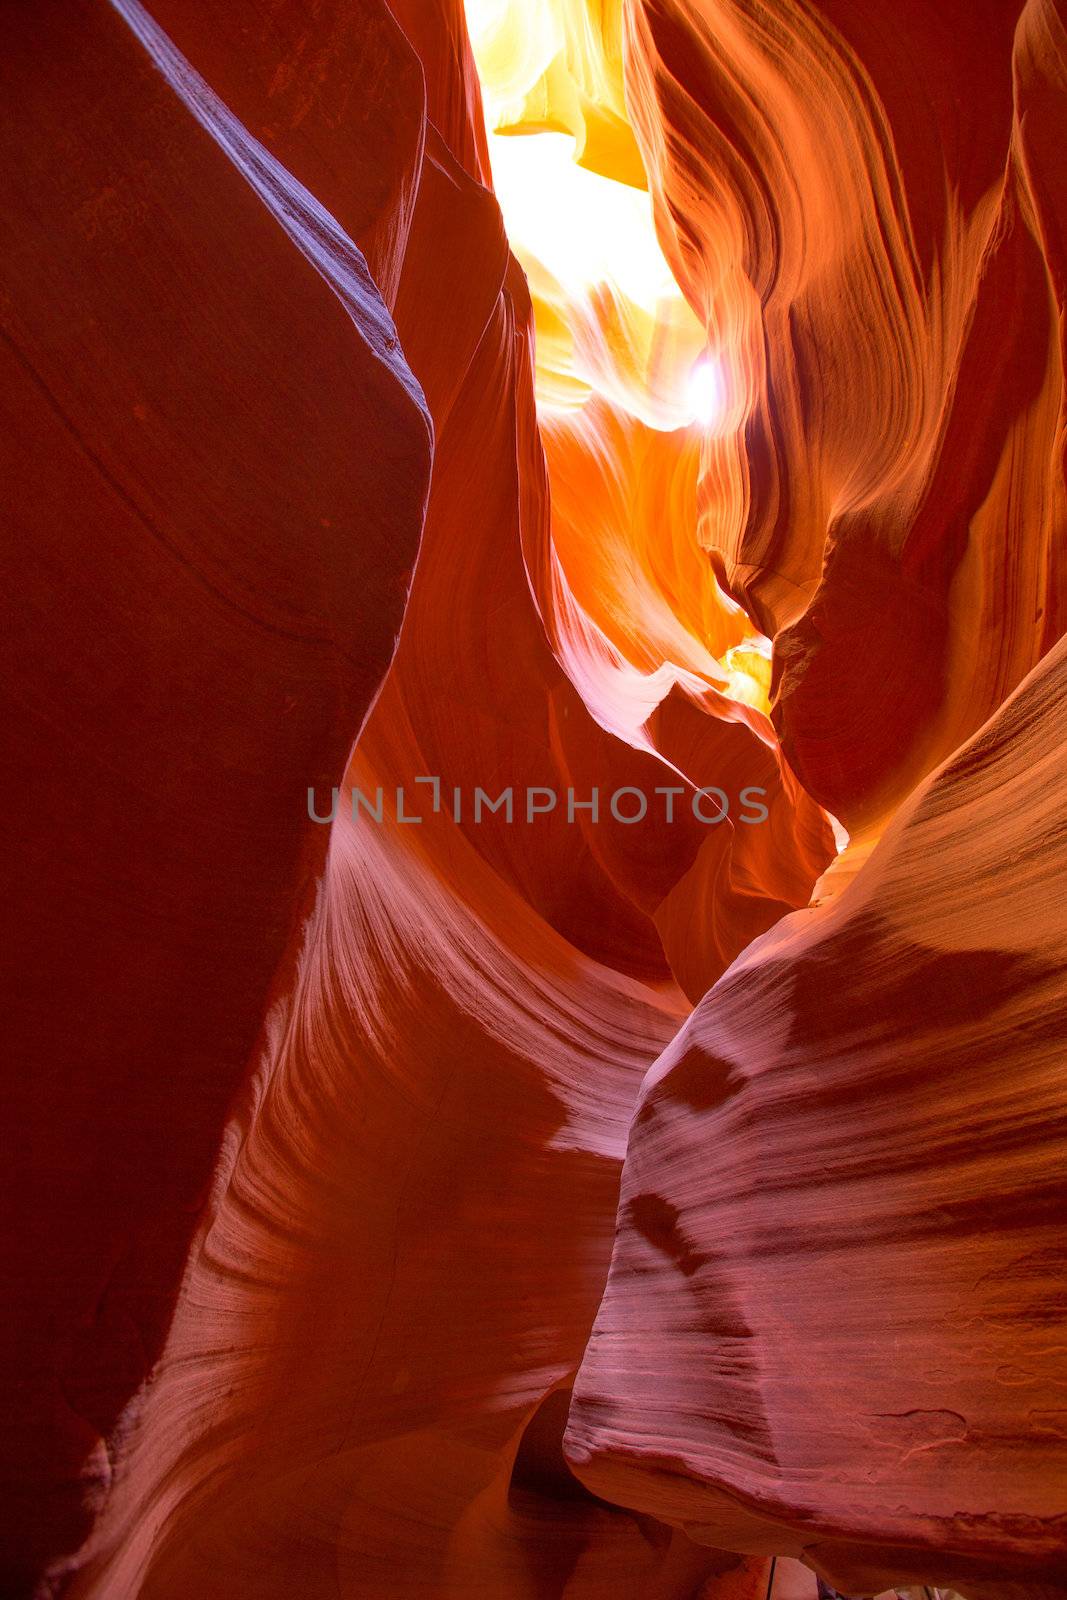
[51,3,825,1588]
[567,632,1067,1598]
[0,0,428,1588]
[3,0,1065,1595]
[625,0,1067,833]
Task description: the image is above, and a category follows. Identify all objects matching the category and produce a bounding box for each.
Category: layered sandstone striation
[0,0,428,1588]
[567,632,1067,1598]
[2,0,1064,1597]
[623,0,1067,833]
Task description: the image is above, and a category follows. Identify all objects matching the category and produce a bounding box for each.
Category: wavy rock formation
[52,4,827,1595]
[0,1,817,1596]
[3,0,1065,1597]
[0,0,428,1590]
[625,0,1067,834]
[564,4,1067,1589]
[568,631,1067,1597]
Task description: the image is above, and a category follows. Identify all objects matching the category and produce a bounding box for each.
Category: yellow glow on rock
[464,0,711,430]
[464,0,770,717]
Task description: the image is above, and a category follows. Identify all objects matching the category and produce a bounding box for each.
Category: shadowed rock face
[0,0,429,1589]
[2,1,1064,1597]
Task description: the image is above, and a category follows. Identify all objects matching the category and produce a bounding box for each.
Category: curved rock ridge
[0,0,429,1590]
[624,0,1067,833]
[26,1,824,1596]
[567,628,1067,1598]
[4,0,1065,1595]
[462,0,837,997]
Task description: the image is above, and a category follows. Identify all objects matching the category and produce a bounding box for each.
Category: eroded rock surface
[3,1,1064,1597]
[568,634,1067,1598]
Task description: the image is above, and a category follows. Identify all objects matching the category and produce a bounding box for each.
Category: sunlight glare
[486,132,678,312]
[685,357,726,430]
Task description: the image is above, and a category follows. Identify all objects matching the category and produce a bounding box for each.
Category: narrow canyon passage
[1,3,1065,1599]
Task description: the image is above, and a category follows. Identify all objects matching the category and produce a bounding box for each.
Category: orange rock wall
[624,0,1066,831]
[2,2,1064,1597]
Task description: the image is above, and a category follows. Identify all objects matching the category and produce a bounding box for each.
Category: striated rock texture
[564,7,1067,1592]
[625,0,1067,833]
[567,631,1067,1598]
[0,0,429,1589]
[2,0,1065,1598]
[4,1,824,1596]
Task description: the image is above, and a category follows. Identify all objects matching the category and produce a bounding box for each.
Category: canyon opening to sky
[2,2,1065,1599]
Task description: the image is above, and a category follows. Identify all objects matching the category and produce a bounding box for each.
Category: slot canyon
[1,1,1065,1597]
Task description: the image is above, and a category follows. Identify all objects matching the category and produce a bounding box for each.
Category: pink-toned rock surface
[47,5,826,1594]
[568,632,1067,1597]
[2,0,1065,1595]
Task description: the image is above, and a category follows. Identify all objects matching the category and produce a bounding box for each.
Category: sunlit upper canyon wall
[1,2,1064,1599]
